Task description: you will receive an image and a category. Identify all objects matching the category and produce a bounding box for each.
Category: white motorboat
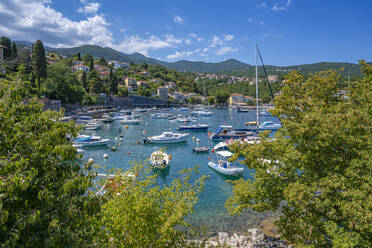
[191,110,213,117]
[113,113,126,120]
[84,121,103,130]
[259,121,281,130]
[73,135,110,147]
[151,113,172,119]
[144,132,189,144]
[208,151,244,176]
[119,116,141,125]
[76,115,94,124]
[210,125,256,141]
[213,136,262,150]
[178,107,190,112]
[149,150,170,169]
[176,116,196,123]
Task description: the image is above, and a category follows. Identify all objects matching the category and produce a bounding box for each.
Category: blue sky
[0,0,371,65]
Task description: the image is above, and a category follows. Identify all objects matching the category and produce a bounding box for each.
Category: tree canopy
[227,62,372,247]
[31,40,47,91]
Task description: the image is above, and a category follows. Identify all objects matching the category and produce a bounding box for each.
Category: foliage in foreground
[93,165,207,248]
[0,77,98,247]
[227,61,372,247]
[0,77,207,247]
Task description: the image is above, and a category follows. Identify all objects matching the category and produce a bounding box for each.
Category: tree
[215,92,229,104]
[93,165,206,247]
[97,57,107,66]
[83,54,94,71]
[43,63,86,104]
[0,36,12,59]
[88,70,103,94]
[117,85,129,97]
[0,77,98,247]
[208,96,215,105]
[11,42,17,58]
[32,40,47,91]
[76,52,81,61]
[109,68,118,95]
[227,63,372,247]
[81,70,87,90]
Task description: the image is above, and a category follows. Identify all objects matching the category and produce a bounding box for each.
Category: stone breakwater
[190,229,292,248]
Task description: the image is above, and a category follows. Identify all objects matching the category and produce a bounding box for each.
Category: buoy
[119,138,123,142]
[196,139,200,143]
[211,148,215,153]
[136,140,140,145]
[103,154,108,159]
[207,132,211,136]
[169,154,172,160]
[208,157,211,160]
[125,125,128,129]
[111,146,117,151]
[127,152,130,155]
[87,158,94,164]
[192,136,196,140]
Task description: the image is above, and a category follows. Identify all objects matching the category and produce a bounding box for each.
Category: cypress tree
[81,70,87,90]
[0,37,12,59]
[11,43,17,58]
[32,40,47,91]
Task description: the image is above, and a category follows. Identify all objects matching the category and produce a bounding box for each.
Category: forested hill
[16,42,365,76]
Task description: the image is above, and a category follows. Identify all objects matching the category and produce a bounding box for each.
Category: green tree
[31,40,47,91]
[83,54,94,71]
[97,56,107,66]
[88,70,103,94]
[11,43,17,58]
[227,63,372,247]
[215,92,229,104]
[93,165,206,248]
[0,77,98,247]
[43,63,86,104]
[117,85,129,97]
[208,96,215,105]
[81,70,88,90]
[0,37,12,59]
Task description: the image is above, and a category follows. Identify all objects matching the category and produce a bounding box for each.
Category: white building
[157,87,168,101]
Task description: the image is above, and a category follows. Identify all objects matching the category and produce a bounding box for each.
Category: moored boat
[119,116,141,125]
[73,135,110,147]
[177,123,209,131]
[210,125,255,141]
[259,121,281,130]
[149,150,170,169]
[192,146,209,153]
[144,132,189,144]
[208,151,244,176]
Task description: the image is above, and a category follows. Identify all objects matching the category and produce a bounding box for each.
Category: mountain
[15,42,364,76]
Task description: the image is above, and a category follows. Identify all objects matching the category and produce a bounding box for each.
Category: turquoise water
[80,108,280,234]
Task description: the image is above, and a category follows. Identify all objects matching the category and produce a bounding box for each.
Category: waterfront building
[157,87,168,101]
[125,78,138,90]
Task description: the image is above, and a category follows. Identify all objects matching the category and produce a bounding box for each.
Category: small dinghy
[208,151,244,176]
[149,150,170,169]
[192,146,209,153]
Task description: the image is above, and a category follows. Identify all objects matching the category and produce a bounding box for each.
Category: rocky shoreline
[190,229,292,248]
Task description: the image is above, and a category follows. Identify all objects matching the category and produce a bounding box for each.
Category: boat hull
[208,162,244,176]
[74,139,110,147]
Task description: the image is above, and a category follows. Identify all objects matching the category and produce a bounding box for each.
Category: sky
[0,0,371,65]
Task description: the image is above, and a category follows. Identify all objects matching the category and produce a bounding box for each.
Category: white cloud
[257,3,267,8]
[120,28,125,32]
[173,15,184,24]
[78,2,100,15]
[215,46,237,55]
[0,0,113,48]
[189,33,197,38]
[185,39,191,45]
[248,18,253,22]
[164,34,182,44]
[224,34,234,41]
[166,48,201,60]
[259,21,264,25]
[42,0,52,3]
[272,0,292,11]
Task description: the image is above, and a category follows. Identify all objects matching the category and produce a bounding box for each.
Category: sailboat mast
[255,45,259,129]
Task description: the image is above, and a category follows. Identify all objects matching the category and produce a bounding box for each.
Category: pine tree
[81,70,87,90]
[11,42,17,58]
[32,40,47,91]
[0,37,12,59]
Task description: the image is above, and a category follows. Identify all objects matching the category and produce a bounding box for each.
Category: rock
[247,229,265,242]
[218,232,229,242]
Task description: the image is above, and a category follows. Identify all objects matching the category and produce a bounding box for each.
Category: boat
[210,125,255,141]
[192,146,209,153]
[178,107,190,112]
[177,123,209,131]
[208,151,244,176]
[176,116,196,123]
[76,115,93,124]
[236,108,250,113]
[84,120,103,130]
[73,135,110,147]
[259,121,281,130]
[119,116,141,125]
[144,132,190,144]
[149,150,170,169]
[259,111,271,116]
[113,113,126,120]
[213,136,262,151]
[151,113,172,119]
[191,110,213,117]
[101,115,113,123]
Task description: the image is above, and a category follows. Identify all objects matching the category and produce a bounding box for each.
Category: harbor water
[80,107,281,234]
